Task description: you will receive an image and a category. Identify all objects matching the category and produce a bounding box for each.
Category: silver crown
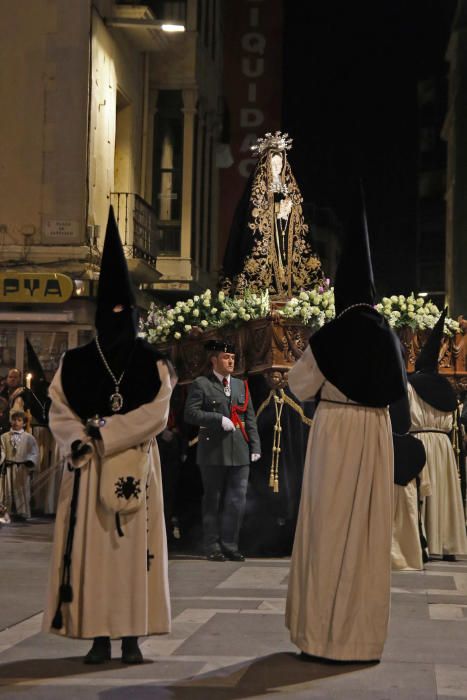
[250,131,293,157]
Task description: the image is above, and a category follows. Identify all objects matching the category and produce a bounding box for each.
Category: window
[153,90,184,255]
[0,330,17,378]
[23,332,68,382]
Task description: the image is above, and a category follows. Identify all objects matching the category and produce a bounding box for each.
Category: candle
[26,373,32,389]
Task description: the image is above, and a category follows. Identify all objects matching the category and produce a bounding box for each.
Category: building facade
[443,0,467,318]
[0,0,222,379]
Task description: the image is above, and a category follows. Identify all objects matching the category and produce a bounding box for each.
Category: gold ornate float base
[155,318,467,392]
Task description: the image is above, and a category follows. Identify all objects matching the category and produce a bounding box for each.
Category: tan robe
[286,346,393,661]
[43,359,172,639]
[409,384,467,556]
[391,481,423,571]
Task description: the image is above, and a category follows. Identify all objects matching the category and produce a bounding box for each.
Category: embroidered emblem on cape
[114,476,141,501]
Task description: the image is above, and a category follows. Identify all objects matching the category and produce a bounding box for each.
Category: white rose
[187,299,194,307]
[174,332,181,339]
[184,325,192,331]
[177,315,184,322]
[193,295,200,302]
[201,320,208,327]
[244,313,251,321]
[211,307,218,314]
[218,291,225,301]
[390,295,398,303]
[193,308,200,317]
[156,325,163,331]
[325,309,334,318]
[203,299,210,307]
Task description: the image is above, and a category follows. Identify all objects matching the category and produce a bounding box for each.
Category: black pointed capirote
[60,205,163,422]
[333,180,376,317]
[309,180,407,407]
[415,307,447,374]
[409,308,457,412]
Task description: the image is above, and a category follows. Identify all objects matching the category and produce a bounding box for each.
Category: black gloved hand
[71,440,92,461]
[85,424,102,440]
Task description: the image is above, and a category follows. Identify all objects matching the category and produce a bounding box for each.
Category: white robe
[409,384,467,556]
[286,346,394,661]
[43,359,173,639]
[0,430,39,518]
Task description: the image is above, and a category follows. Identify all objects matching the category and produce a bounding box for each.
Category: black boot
[121,636,144,664]
[83,636,111,664]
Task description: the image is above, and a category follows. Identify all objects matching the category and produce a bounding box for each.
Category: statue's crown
[250,131,293,157]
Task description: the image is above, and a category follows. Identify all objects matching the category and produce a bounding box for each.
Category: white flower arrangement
[375,293,461,336]
[143,289,270,343]
[278,281,335,330]
[141,287,462,344]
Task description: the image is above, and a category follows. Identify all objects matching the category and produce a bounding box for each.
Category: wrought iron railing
[110,192,160,266]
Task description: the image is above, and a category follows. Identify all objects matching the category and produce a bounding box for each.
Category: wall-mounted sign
[0,273,74,304]
[43,219,81,244]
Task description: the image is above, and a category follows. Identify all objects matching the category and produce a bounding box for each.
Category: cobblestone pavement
[1,520,467,699]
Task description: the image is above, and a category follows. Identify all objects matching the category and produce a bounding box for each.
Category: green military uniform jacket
[184,374,261,466]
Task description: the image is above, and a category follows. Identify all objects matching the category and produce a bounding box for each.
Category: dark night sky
[282,0,456,294]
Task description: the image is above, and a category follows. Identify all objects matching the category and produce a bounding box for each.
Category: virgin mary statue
[219,132,324,297]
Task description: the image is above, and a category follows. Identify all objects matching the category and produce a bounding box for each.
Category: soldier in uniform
[184,341,261,561]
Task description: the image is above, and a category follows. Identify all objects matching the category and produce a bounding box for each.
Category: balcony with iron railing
[110,192,162,283]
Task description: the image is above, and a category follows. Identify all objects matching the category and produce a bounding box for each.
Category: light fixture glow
[74,280,85,296]
[161,23,185,32]
[418,292,428,297]
[26,373,32,389]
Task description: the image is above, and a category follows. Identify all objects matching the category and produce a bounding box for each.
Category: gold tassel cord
[452,404,462,482]
[270,393,284,492]
[256,388,313,493]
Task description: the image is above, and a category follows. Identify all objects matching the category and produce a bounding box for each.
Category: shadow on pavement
[0,656,132,684]
[98,651,376,700]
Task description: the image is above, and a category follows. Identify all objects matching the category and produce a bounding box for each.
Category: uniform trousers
[199,464,249,554]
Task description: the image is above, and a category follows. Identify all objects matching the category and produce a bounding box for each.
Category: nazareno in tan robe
[409,384,467,557]
[42,359,172,639]
[286,346,394,661]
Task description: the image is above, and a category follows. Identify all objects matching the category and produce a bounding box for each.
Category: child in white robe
[0,410,39,520]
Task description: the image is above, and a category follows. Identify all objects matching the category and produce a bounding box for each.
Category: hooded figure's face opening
[112,304,134,313]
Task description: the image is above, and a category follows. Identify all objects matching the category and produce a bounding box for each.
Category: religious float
[143,132,466,555]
